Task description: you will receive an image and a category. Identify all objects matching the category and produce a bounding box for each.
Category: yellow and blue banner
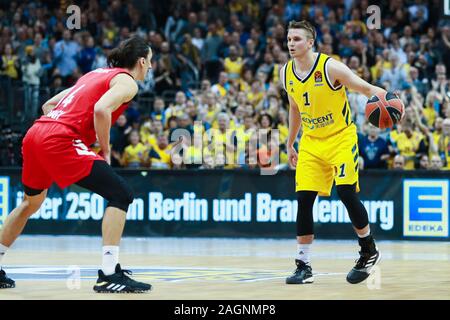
[403,180,449,237]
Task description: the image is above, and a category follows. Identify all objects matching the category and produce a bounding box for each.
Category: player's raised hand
[288,145,298,168]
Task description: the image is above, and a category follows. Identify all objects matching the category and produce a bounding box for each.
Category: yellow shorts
[295,124,360,196]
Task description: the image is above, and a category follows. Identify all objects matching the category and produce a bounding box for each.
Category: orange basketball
[365,92,404,129]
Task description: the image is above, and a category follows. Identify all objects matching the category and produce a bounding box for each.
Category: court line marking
[3,266,348,282]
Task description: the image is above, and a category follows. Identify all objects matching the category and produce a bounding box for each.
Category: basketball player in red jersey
[0,37,153,293]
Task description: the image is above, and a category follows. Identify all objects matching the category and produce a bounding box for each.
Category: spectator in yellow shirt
[224,45,245,82]
[1,43,19,80]
[211,71,229,97]
[395,122,424,170]
[437,118,450,169]
[247,80,265,106]
[432,117,443,147]
[164,91,187,121]
[141,119,164,149]
[148,133,172,169]
[423,91,440,128]
[115,130,148,168]
[201,92,221,126]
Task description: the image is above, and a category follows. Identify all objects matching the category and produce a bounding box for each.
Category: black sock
[358,235,376,254]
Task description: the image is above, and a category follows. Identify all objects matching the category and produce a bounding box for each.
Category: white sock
[0,243,8,268]
[296,244,311,264]
[357,229,371,238]
[102,246,119,276]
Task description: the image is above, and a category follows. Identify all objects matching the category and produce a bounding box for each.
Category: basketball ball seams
[386,106,402,122]
[378,100,392,128]
[367,107,381,126]
[365,91,404,129]
[366,104,379,120]
[378,92,389,106]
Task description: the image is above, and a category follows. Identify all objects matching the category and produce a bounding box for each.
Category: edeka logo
[300,112,334,130]
[0,177,9,228]
[403,180,449,237]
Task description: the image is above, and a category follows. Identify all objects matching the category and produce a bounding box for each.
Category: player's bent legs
[75,160,151,292]
[336,184,381,284]
[101,208,126,246]
[336,183,369,234]
[336,183,374,248]
[75,160,134,246]
[0,188,47,247]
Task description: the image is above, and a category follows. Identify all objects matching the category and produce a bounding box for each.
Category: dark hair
[128,129,140,143]
[107,36,151,69]
[288,20,316,41]
[259,113,273,127]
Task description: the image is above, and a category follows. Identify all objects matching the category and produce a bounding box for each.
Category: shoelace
[354,251,371,268]
[117,268,145,287]
[292,264,308,275]
[119,269,133,278]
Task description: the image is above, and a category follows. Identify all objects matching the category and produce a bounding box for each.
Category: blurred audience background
[0,0,448,171]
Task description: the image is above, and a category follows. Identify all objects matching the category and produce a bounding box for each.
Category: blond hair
[288,20,316,41]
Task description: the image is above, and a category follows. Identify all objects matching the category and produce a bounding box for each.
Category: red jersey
[36,67,133,146]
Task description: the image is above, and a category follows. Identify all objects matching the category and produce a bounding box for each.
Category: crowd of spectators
[0,0,449,171]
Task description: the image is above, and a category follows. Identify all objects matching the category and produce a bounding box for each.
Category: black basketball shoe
[347,248,381,284]
[0,269,15,289]
[93,264,152,293]
[286,259,314,284]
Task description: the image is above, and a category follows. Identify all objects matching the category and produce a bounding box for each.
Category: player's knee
[336,184,357,203]
[296,191,316,236]
[20,197,42,217]
[20,187,46,216]
[107,180,134,212]
[336,184,368,229]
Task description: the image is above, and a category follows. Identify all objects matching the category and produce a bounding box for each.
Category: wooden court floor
[0,236,448,300]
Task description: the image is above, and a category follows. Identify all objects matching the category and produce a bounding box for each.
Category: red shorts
[22,122,104,190]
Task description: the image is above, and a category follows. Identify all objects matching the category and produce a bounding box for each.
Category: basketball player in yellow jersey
[282,21,388,285]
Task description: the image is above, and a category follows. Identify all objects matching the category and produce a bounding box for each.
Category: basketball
[365,92,404,129]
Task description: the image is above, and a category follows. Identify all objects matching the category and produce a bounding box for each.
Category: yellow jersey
[422,106,437,128]
[438,135,450,169]
[283,53,352,139]
[149,144,172,169]
[277,124,289,144]
[247,90,264,106]
[122,143,147,168]
[1,55,19,79]
[396,132,423,169]
[224,57,244,80]
[141,132,157,149]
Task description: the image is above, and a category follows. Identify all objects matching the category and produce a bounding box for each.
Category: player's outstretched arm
[94,73,138,164]
[42,87,73,115]
[327,58,385,98]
